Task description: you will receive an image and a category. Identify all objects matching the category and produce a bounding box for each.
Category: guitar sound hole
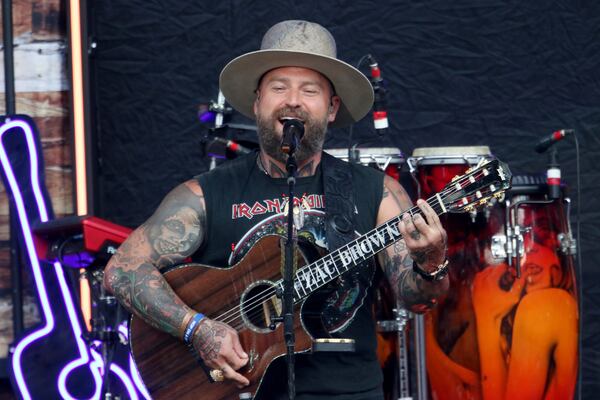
[241,281,282,333]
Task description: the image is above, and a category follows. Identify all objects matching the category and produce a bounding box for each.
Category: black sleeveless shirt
[193,152,385,399]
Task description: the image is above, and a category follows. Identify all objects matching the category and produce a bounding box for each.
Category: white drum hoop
[325,147,405,172]
[406,146,494,173]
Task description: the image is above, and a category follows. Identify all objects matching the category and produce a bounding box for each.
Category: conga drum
[326,147,410,399]
[408,146,494,400]
[474,175,578,400]
[408,147,578,400]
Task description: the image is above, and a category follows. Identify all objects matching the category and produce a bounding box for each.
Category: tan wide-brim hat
[219,20,374,129]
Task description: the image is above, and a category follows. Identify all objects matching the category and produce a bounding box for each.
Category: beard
[256,107,329,165]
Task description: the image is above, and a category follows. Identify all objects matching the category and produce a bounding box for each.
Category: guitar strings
[212,169,493,329]
[215,169,490,329]
[216,171,492,330]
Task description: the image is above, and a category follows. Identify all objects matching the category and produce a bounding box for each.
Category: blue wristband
[183,313,205,344]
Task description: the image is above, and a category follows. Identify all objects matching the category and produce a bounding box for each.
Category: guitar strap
[321,152,356,251]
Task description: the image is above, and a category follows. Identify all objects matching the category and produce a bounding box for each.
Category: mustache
[274,107,309,121]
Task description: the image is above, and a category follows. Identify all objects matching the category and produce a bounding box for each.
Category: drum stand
[491,196,578,277]
[378,308,414,400]
[82,266,125,400]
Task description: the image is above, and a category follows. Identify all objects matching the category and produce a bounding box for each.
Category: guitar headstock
[441,159,512,213]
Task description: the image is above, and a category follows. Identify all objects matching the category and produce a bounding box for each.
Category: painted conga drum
[408,146,494,400]
[408,147,578,400]
[473,175,578,400]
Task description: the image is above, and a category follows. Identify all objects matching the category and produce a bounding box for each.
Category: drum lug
[491,235,507,259]
[557,233,577,255]
[491,226,527,261]
[559,197,577,256]
[469,209,478,223]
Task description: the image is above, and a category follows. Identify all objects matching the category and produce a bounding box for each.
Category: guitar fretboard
[283,195,447,303]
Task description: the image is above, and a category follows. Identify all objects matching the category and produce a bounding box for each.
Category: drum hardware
[325,147,405,180]
[325,147,405,171]
[377,308,413,400]
[558,233,577,255]
[511,199,555,276]
[82,267,127,400]
[558,197,578,256]
[491,224,529,262]
[377,308,409,333]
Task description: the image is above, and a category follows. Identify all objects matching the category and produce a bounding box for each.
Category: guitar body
[129,159,512,399]
[130,235,317,400]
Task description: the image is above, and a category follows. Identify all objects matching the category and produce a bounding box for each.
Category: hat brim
[219,50,374,129]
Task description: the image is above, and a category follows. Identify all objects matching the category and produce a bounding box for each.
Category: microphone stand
[283,147,298,400]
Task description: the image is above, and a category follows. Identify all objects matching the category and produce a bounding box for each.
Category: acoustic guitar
[129,159,512,399]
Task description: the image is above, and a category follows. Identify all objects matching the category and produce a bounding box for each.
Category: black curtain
[89,0,600,396]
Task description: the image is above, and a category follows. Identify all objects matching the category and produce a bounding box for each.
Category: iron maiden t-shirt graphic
[193,152,386,394]
[228,194,372,333]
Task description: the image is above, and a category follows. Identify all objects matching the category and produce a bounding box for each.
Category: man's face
[253,67,340,164]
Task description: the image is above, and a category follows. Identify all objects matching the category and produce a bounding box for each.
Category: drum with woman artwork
[408,147,579,400]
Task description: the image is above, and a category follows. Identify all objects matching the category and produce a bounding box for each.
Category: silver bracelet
[412,259,449,281]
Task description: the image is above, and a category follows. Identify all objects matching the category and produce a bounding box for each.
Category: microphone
[367,55,388,135]
[534,129,573,153]
[281,119,304,154]
[212,137,252,154]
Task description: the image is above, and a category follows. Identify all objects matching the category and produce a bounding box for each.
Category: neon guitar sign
[0,115,149,399]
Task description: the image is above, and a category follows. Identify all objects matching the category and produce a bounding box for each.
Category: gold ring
[210,368,224,382]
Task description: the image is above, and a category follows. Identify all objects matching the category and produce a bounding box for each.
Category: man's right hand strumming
[190,317,250,388]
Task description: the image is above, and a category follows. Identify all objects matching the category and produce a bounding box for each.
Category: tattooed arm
[376,175,449,313]
[103,180,249,386]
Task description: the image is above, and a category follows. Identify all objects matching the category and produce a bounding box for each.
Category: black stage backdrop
[89,0,600,396]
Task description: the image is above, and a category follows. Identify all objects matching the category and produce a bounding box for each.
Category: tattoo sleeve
[103,180,207,338]
[378,176,449,313]
[379,240,448,313]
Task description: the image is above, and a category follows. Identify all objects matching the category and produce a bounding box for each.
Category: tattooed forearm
[105,262,191,336]
[380,240,448,313]
[104,180,206,339]
[397,267,448,313]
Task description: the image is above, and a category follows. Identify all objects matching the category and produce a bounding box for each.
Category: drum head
[325,147,405,164]
[410,146,492,166]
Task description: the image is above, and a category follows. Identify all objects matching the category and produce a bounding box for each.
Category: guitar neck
[290,195,447,302]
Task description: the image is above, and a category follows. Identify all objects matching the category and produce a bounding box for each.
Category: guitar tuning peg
[494,192,505,200]
[465,167,473,174]
[451,175,461,182]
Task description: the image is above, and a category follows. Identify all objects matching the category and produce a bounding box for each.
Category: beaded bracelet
[183,313,205,344]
